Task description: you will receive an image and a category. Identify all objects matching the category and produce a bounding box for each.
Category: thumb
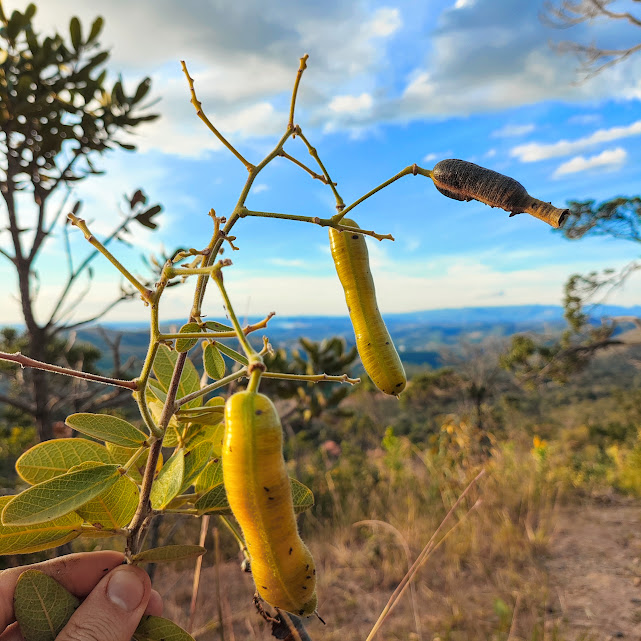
[55,565,151,641]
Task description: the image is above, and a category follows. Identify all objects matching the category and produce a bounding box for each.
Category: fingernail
[107,566,146,611]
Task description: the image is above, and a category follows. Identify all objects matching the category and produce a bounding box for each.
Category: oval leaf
[152,346,201,408]
[215,342,249,366]
[106,443,162,483]
[175,406,224,425]
[16,438,113,485]
[203,342,225,380]
[15,570,79,641]
[194,458,223,494]
[2,464,122,526]
[0,497,82,555]
[150,450,185,510]
[291,478,315,514]
[204,320,233,332]
[132,545,206,565]
[179,441,213,494]
[134,615,195,641]
[69,16,81,51]
[66,413,148,447]
[148,400,181,448]
[194,484,231,515]
[72,463,139,529]
[175,322,200,353]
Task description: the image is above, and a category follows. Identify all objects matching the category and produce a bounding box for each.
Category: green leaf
[134,615,195,641]
[2,464,122,527]
[194,457,223,493]
[203,342,226,379]
[184,421,224,452]
[146,378,167,403]
[152,345,202,408]
[175,406,223,425]
[194,484,231,515]
[87,16,103,42]
[291,478,315,514]
[179,441,213,494]
[66,413,148,447]
[105,443,160,483]
[133,77,152,104]
[14,570,79,641]
[215,342,249,366]
[132,545,206,565]
[0,497,82,555]
[175,322,200,353]
[72,463,139,529]
[16,438,113,485]
[69,16,81,50]
[204,320,234,332]
[150,450,185,510]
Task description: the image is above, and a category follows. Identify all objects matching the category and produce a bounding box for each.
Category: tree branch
[0,351,138,389]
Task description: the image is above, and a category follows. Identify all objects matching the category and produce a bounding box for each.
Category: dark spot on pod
[262,586,268,590]
[255,409,263,415]
[306,564,309,571]
[299,609,305,615]
[268,496,274,500]
[289,547,293,555]
[306,575,311,579]
[385,341,389,345]
[351,234,359,240]
[302,585,307,589]
[103,568,109,572]
[396,382,404,388]
[213,458,218,463]
[313,569,316,575]
[264,486,270,492]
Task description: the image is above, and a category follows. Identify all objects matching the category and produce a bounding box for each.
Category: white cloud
[511,120,641,162]
[553,147,627,177]
[492,123,535,138]
[253,184,270,194]
[364,8,402,38]
[455,0,476,8]
[328,93,374,114]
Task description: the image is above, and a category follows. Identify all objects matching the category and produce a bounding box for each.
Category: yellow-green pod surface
[329,219,406,396]
[223,391,317,616]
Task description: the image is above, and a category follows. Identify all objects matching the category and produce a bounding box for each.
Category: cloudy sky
[2,0,641,326]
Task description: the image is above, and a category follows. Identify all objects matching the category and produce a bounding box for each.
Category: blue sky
[2,0,641,325]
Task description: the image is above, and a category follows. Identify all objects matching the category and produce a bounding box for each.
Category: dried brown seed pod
[431,159,568,228]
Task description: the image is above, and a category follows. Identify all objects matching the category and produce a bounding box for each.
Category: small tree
[0,2,161,441]
[501,198,641,386]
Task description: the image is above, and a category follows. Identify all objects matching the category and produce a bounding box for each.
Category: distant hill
[75,304,641,371]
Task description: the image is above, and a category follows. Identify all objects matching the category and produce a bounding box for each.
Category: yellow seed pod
[431,159,569,228]
[223,391,317,616]
[329,219,406,396]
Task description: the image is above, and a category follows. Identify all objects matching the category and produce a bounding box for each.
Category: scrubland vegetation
[3,333,640,640]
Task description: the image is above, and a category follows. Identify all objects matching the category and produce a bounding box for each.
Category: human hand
[0,551,163,641]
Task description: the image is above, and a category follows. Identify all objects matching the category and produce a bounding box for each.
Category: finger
[145,589,163,617]
[0,551,124,630]
[56,565,151,641]
[0,621,23,641]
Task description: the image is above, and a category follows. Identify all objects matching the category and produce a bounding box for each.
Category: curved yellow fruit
[223,391,317,616]
[329,219,406,396]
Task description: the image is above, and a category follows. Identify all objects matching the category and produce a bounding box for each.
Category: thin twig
[288,54,309,130]
[0,351,138,390]
[181,61,254,171]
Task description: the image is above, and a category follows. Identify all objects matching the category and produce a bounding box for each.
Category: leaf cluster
[0,345,314,556]
[1,2,157,194]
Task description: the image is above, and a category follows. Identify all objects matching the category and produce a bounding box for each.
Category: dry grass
[152,420,569,641]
